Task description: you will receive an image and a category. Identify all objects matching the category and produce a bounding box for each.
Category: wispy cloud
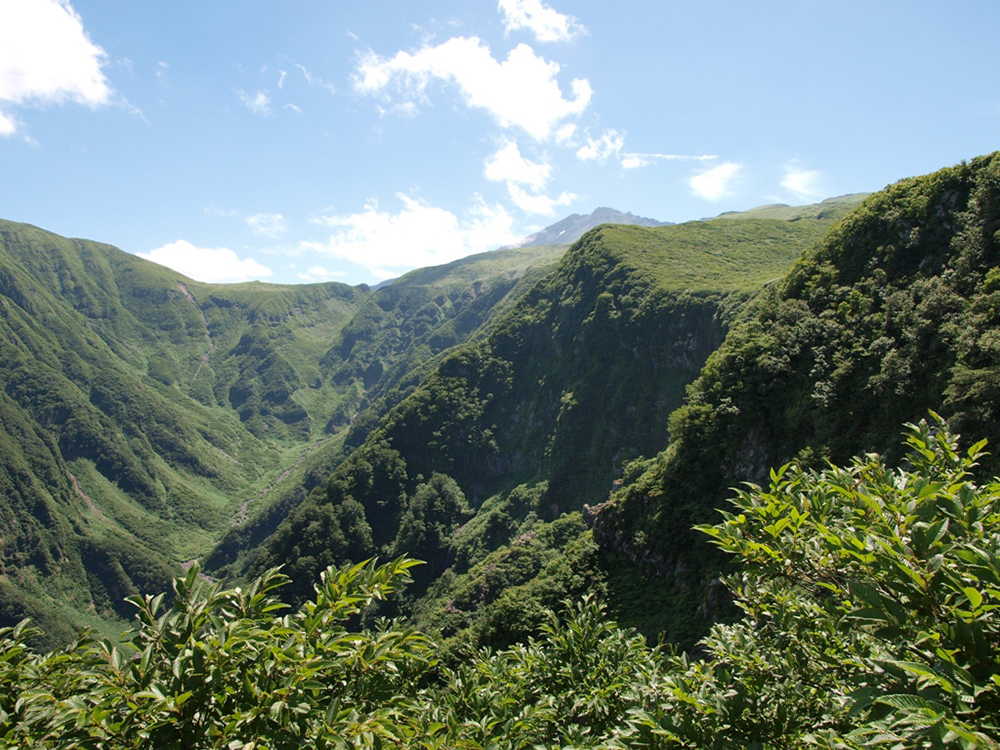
[237,89,271,115]
[307,194,520,279]
[246,212,288,238]
[576,129,625,163]
[354,37,591,141]
[497,0,586,43]
[138,240,273,283]
[506,184,576,215]
[296,63,336,94]
[0,0,113,136]
[621,152,717,169]
[297,265,347,283]
[577,129,717,170]
[782,163,824,200]
[691,162,742,200]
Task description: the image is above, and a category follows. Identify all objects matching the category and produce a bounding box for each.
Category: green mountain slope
[235,205,856,643]
[322,243,567,439]
[0,220,562,644]
[0,220,376,643]
[595,152,1000,641]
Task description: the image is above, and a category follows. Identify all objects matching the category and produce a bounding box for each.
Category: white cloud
[553,122,576,143]
[621,152,718,169]
[483,140,576,215]
[0,111,18,136]
[204,204,240,219]
[237,89,271,115]
[507,184,576,215]
[297,63,336,94]
[246,212,288,238]
[308,194,520,279]
[782,164,824,200]
[354,37,591,141]
[138,240,273,283]
[0,0,112,134]
[576,129,625,163]
[691,162,741,200]
[484,140,551,190]
[576,130,718,170]
[297,265,347,283]
[498,0,586,42]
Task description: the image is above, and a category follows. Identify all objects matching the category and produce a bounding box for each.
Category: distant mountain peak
[512,207,670,248]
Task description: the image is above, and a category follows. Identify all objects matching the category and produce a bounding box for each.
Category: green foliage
[600,151,1000,646]
[7,421,1000,748]
[324,243,566,439]
[390,473,470,582]
[622,416,1000,748]
[0,217,565,643]
[0,557,435,748]
[246,203,837,630]
[431,595,659,748]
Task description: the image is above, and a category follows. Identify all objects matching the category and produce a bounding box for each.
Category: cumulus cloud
[354,37,591,141]
[307,195,520,279]
[782,164,824,200]
[246,212,288,238]
[484,140,551,190]
[497,0,586,42]
[483,140,575,215]
[138,240,273,283]
[237,89,271,115]
[506,184,576,215]
[0,111,18,136]
[0,0,112,135]
[575,129,625,163]
[691,162,741,200]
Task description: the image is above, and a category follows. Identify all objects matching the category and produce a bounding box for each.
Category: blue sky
[1,1,998,286]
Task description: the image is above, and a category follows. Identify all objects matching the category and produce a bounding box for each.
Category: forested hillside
[598,151,1000,639]
[230,200,858,648]
[0,220,561,644]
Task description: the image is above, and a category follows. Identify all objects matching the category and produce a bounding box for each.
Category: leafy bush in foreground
[3,416,1000,748]
[0,557,435,748]
[625,415,1000,748]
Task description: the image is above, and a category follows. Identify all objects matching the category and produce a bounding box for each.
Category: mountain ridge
[512,206,669,248]
[0,218,563,644]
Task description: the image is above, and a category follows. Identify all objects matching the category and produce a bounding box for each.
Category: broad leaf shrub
[0,557,437,748]
[624,414,1000,748]
[3,416,1000,748]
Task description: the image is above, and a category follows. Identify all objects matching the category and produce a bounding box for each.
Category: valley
[3,153,1000,746]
